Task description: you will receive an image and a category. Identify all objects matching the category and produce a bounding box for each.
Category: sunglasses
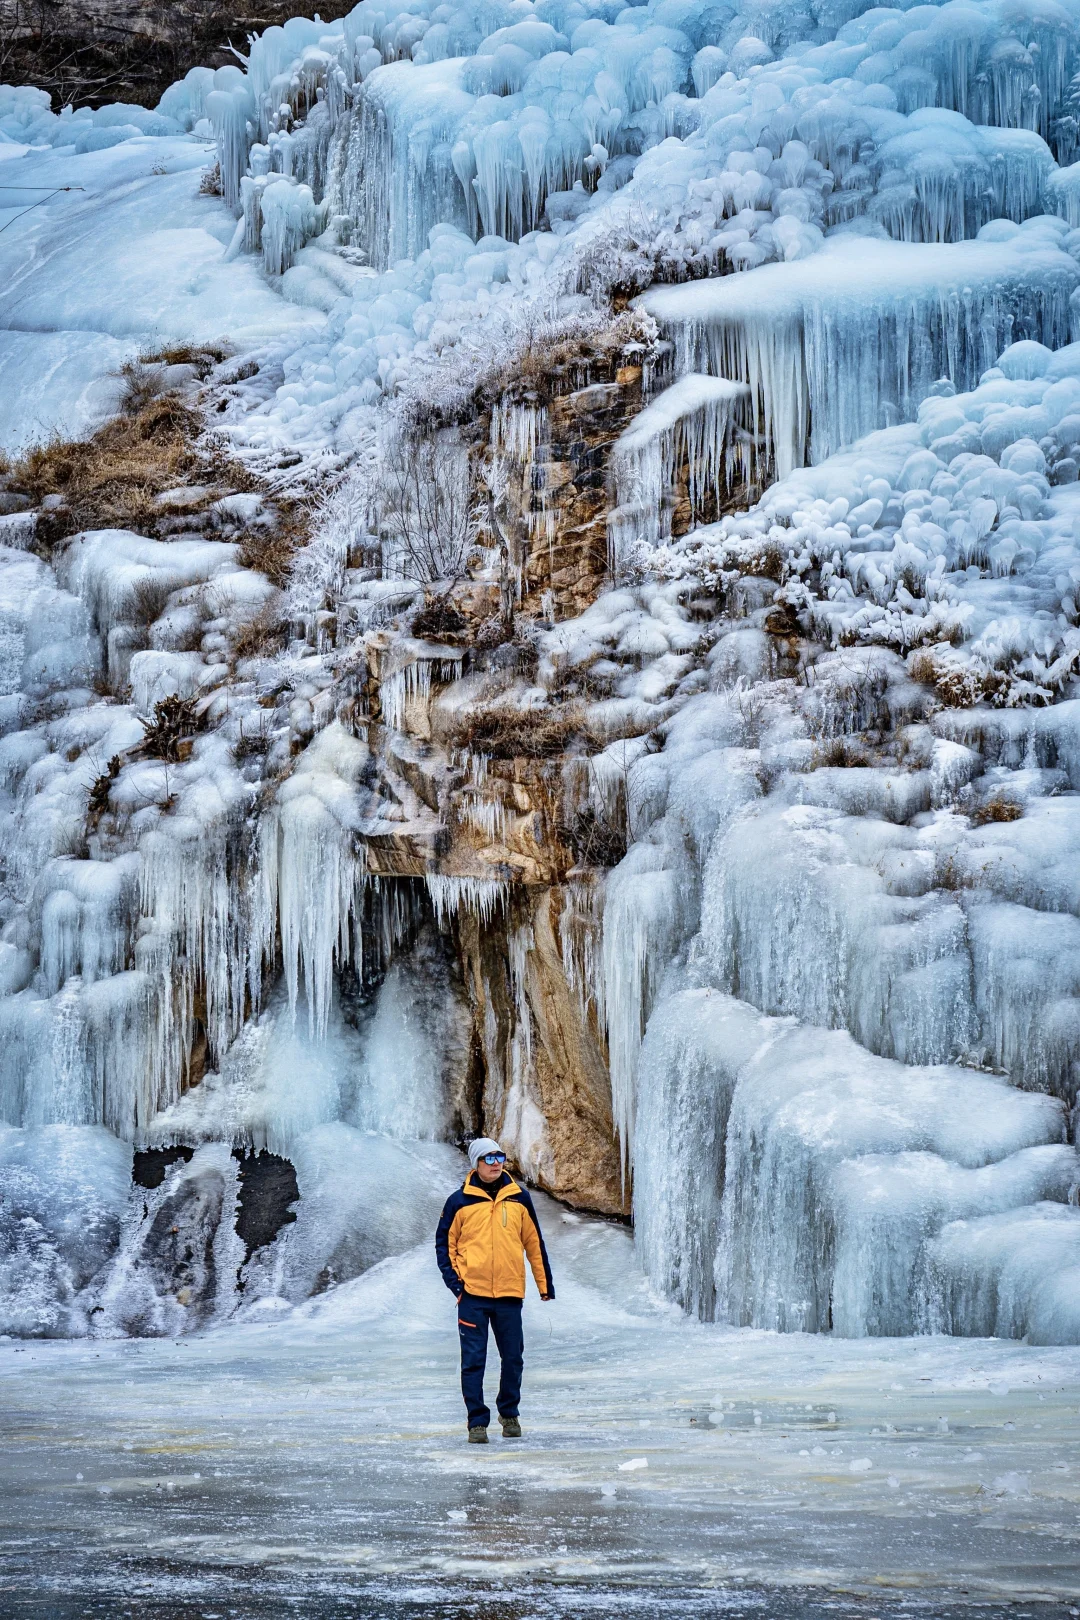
[481,1152,506,1165]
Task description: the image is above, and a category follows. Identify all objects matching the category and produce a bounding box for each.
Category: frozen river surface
[2,1200,1079,1620]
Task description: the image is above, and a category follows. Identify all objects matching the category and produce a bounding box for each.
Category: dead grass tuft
[450,703,583,760]
[140,343,229,379]
[970,797,1024,826]
[129,576,176,627]
[237,500,309,589]
[814,737,871,768]
[119,359,168,414]
[233,724,273,761]
[230,603,289,663]
[10,394,239,547]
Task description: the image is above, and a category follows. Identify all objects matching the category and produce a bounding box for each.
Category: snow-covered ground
[0,126,320,448]
[3,1197,1079,1615]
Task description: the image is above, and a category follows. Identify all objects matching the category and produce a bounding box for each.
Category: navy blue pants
[456,1293,524,1429]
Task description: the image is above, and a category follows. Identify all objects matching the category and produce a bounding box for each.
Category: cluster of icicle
[161,0,1080,477]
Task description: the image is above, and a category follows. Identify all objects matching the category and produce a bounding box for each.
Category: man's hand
[540,1294,553,1302]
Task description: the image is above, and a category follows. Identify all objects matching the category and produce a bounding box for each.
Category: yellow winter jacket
[435,1171,555,1300]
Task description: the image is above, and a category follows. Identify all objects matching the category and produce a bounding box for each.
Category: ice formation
[4,0,1080,1350]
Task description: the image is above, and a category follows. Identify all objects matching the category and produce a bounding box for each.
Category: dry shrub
[140,694,202,762]
[935,854,963,891]
[450,703,583,760]
[129,576,175,626]
[231,603,289,663]
[814,737,870,768]
[86,754,123,827]
[120,359,167,413]
[141,343,228,380]
[412,595,468,642]
[233,725,272,761]
[970,798,1024,826]
[557,803,627,868]
[741,543,786,582]
[199,162,223,196]
[909,649,1008,708]
[237,500,309,589]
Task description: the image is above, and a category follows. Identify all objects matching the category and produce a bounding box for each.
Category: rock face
[459,886,626,1217]
[335,343,659,1216]
[0,1,356,108]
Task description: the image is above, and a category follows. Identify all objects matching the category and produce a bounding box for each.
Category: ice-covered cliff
[2,0,1080,1343]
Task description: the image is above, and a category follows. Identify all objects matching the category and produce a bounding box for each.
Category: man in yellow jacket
[435,1137,554,1443]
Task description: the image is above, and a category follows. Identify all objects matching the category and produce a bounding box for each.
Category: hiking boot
[467,1426,489,1444]
[499,1416,522,1438]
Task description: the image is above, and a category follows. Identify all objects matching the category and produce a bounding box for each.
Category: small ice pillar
[607,374,752,572]
[206,69,258,211]
[600,842,692,1179]
[260,176,326,274]
[332,59,475,270]
[266,723,371,1037]
[922,1203,1080,1343]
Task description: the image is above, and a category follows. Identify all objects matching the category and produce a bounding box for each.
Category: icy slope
[0,132,320,448]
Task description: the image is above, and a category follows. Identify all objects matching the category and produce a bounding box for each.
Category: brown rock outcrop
[457,884,626,1217]
[0,0,355,108]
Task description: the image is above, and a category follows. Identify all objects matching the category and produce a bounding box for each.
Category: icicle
[558,876,604,1022]
[425,873,509,928]
[608,375,752,571]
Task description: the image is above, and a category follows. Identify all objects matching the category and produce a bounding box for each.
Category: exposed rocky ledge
[0,1,355,108]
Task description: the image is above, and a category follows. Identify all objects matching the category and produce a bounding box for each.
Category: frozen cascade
[87,1143,245,1338]
[635,991,1073,1334]
[332,60,475,270]
[0,517,470,1336]
[267,721,370,1038]
[10,0,1080,1353]
[641,232,1080,477]
[0,1123,131,1337]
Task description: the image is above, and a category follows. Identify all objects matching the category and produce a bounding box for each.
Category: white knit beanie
[468,1136,503,1169]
